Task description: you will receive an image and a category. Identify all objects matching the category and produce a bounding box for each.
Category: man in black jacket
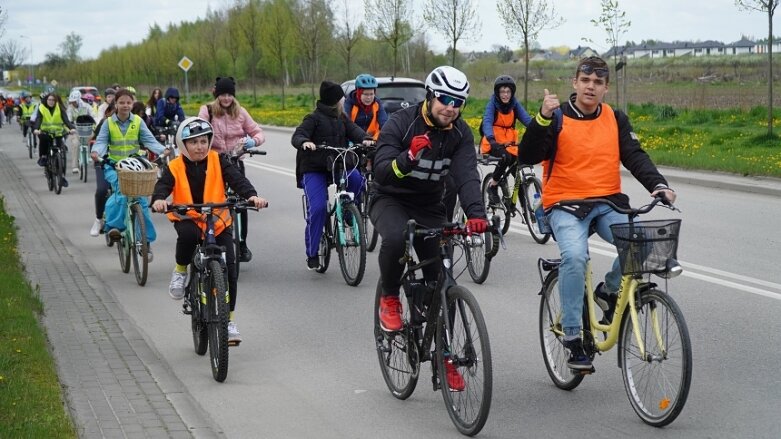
[291,81,373,270]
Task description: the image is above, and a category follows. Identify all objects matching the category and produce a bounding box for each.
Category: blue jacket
[480,96,532,140]
[154,99,185,126]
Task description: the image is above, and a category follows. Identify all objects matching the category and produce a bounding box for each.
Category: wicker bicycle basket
[117,165,158,197]
[75,123,94,138]
[610,219,681,275]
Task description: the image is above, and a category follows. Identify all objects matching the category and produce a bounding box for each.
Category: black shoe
[37,157,47,167]
[307,256,320,271]
[563,338,593,371]
[60,177,69,188]
[595,282,617,324]
[487,184,500,206]
[239,243,253,262]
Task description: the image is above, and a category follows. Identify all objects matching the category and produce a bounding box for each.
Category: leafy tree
[365,0,415,76]
[223,7,244,78]
[423,0,481,67]
[0,39,27,71]
[589,0,631,107]
[295,0,335,101]
[736,0,780,136]
[236,0,264,104]
[497,0,564,106]
[496,45,514,63]
[261,0,297,109]
[59,32,83,62]
[335,0,365,78]
[43,53,67,69]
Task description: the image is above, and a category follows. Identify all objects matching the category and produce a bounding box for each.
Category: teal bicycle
[115,163,159,286]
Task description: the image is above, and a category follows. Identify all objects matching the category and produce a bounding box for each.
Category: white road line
[243,160,295,177]
[507,222,781,301]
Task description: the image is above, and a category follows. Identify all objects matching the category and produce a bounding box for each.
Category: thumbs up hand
[540,89,560,118]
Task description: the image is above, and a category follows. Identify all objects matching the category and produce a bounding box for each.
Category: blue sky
[2,0,772,64]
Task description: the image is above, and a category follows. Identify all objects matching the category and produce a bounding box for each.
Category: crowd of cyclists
[6,57,679,414]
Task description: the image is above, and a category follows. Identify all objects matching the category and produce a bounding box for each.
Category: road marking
[507,222,781,301]
[243,160,295,177]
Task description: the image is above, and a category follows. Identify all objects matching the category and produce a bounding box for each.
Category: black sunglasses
[579,64,609,78]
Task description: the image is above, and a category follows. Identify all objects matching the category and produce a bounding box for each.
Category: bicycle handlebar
[555,196,679,217]
[160,200,261,214]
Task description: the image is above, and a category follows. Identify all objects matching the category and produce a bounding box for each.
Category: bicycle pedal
[573,366,596,375]
[228,340,241,347]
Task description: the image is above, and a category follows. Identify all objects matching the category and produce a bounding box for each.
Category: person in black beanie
[291,81,374,271]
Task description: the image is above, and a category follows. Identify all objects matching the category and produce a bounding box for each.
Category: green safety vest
[107,115,141,161]
[20,103,35,119]
[38,105,65,135]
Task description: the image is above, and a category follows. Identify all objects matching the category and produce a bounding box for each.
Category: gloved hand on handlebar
[407,132,431,162]
[488,138,504,154]
[466,217,489,234]
[244,138,256,149]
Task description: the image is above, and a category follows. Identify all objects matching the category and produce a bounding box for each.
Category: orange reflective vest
[541,104,621,209]
[166,151,232,236]
[351,102,381,140]
[479,110,518,156]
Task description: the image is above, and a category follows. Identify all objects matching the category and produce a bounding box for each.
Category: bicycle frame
[323,144,365,247]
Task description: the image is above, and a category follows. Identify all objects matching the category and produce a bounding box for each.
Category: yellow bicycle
[537,197,691,427]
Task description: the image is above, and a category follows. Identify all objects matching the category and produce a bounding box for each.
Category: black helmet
[493,75,516,97]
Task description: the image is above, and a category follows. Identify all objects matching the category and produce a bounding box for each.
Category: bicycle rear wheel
[335,203,366,286]
[130,204,149,286]
[436,285,492,436]
[188,266,208,355]
[316,214,331,273]
[521,176,551,244]
[538,271,585,390]
[206,260,230,382]
[373,278,419,399]
[619,289,692,427]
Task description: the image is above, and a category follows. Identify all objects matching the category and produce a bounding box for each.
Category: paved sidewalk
[0,150,222,438]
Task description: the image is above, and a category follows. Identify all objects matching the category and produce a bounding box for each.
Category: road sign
[178,56,193,72]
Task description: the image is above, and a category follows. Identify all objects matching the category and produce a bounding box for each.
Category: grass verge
[0,196,76,438]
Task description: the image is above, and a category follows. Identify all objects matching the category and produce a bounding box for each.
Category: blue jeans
[548,204,627,336]
[301,170,364,258]
[103,165,157,243]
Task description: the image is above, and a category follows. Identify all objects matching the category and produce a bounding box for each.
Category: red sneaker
[379,296,403,332]
[445,360,465,392]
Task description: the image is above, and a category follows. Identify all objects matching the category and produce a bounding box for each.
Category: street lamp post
[19,35,33,91]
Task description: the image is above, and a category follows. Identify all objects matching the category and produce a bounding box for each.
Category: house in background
[569,46,599,59]
[603,38,765,59]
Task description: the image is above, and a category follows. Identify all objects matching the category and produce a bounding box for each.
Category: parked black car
[341,76,427,114]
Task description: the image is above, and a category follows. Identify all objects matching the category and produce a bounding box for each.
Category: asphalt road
[3,124,780,438]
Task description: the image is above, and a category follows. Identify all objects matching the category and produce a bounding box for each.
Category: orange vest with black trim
[350,102,381,140]
[479,110,519,155]
[541,104,621,209]
[166,151,232,236]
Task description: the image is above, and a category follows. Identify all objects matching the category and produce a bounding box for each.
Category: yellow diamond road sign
[178,56,193,72]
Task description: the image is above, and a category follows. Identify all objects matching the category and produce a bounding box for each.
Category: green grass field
[0,197,76,438]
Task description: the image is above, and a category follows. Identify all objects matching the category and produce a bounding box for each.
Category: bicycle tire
[206,260,230,382]
[130,204,149,286]
[27,132,33,159]
[436,285,492,436]
[232,209,242,280]
[80,146,88,183]
[619,289,692,427]
[188,266,208,355]
[361,189,379,252]
[335,203,366,286]
[521,176,551,244]
[481,174,512,237]
[538,271,585,390]
[453,200,492,284]
[118,229,131,274]
[52,151,63,195]
[45,160,54,192]
[316,214,331,273]
[373,278,419,399]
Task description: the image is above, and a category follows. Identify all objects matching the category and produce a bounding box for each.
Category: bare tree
[295,0,334,101]
[236,0,264,104]
[335,0,365,78]
[497,0,563,106]
[736,0,780,136]
[0,39,27,71]
[261,0,296,109]
[365,0,415,76]
[423,0,481,67]
[589,0,630,107]
[59,32,83,62]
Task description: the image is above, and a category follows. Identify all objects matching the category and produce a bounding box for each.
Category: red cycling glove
[407,132,431,161]
[466,217,489,234]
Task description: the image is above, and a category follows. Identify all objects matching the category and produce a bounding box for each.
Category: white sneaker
[146,247,153,263]
[89,219,102,237]
[72,167,79,174]
[228,321,242,344]
[169,270,187,300]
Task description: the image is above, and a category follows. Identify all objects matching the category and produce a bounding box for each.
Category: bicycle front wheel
[118,229,131,274]
[373,278,419,399]
[538,271,585,390]
[188,267,208,356]
[453,200,492,284]
[206,260,230,382]
[619,289,692,427]
[27,132,33,159]
[335,203,366,286]
[481,174,511,236]
[232,209,242,280]
[436,285,492,436]
[361,189,379,252]
[130,204,149,286]
[79,145,88,182]
[52,152,63,195]
[521,176,551,244]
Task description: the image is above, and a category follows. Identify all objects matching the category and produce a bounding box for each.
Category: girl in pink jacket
[198,76,265,263]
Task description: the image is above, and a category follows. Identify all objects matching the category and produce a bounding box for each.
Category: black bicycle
[223,145,266,280]
[358,153,379,252]
[40,132,67,195]
[165,200,256,382]
[374,219,492,436]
